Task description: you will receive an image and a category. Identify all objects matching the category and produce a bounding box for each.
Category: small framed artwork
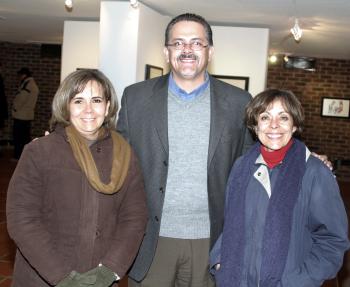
[76,68,98,71]
[212,75,249,91]
[145,64,163,80]
[321,97,350,118]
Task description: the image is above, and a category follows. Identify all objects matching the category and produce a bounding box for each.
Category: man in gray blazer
[117,13,254,287]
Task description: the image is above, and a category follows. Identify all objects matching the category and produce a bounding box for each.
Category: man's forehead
[169,21,206,38]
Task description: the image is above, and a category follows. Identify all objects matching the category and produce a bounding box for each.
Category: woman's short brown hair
[245,89,304,137]
[50,69,118,131]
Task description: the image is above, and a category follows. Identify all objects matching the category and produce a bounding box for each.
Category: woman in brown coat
[6,69,148,287]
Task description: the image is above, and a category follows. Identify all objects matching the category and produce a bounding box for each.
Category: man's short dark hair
[165,13,213,46]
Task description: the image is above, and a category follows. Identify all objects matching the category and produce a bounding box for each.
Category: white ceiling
[1,0,350,60]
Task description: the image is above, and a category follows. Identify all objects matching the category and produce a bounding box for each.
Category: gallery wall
[209,26,269,96]
[267,58,350,181]
[61,21,99,81]
[61,2,268,98]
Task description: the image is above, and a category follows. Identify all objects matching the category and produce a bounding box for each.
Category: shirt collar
[168,72,210,100]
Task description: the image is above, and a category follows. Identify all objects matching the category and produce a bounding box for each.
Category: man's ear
[208,46,214,62]
[163,47,170,63]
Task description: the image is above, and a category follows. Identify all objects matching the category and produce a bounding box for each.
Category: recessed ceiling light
[269,55,278,63]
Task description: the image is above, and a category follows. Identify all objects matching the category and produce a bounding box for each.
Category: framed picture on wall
[212,75,249,91]
[321,97,350,118]
[76,68,98,71]
[145,64,163,80]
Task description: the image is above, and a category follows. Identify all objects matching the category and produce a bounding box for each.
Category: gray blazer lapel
[151,75,169,155]
[207,76,230,168]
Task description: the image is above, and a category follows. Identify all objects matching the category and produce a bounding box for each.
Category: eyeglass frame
[166,39,210,51]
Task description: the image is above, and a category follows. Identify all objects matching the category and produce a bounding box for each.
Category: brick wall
[267,58,350,181]
[0,42,61,140]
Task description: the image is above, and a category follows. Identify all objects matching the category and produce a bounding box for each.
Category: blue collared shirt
[168,72,210,100]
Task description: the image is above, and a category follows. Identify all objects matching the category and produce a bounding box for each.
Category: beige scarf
[65,125,131,194]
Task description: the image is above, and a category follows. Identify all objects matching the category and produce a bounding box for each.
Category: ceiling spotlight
[130,0,139,8]
[284,55,289,62]
[65,0,73,9]
[290,18,302,42]
[269,55,278,63]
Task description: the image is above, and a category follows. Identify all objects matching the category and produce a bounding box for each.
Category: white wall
[99,1,140,98]
[136,4,170,81]
[61,21,99,81]
[209,26,269,96]
[61,5,269,98]
[98,1,169,105]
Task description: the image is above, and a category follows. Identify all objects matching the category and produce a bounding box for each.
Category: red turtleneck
[260,139,294,169]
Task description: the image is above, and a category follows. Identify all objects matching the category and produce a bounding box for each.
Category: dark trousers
[128,237,215,287]
[13,119,31,159]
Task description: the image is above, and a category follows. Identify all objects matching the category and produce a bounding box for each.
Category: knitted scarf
[217,139,306,287]
[65,125,131,194]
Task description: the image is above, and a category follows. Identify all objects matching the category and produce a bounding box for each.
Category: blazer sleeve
[6,143,72,285]
[280,161,349,287]
[242,126,255,155]
[101,151,148,278]
[209,233,222,275]
[117,88,130,142]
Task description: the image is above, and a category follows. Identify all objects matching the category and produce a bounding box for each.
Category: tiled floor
[0,145,349,287]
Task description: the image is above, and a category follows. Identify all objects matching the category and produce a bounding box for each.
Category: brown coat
[6,127,148,286]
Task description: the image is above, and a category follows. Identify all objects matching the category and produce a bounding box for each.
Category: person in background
[117,13,254,287]
[210,89,349,287]
[12,67,39,159]
[7,69,147,287]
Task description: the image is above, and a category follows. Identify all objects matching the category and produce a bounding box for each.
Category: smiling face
[164,20,213,89]
[69,80,110,140]
[256,99,296,152]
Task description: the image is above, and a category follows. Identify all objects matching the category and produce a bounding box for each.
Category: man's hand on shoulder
[312,152,333,170]
[32,131,50,142]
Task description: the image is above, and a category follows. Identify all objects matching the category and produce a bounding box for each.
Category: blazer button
[96,147,102,153]
[163,161,168,166]
[159,187,164,193]
[154,216,159,222]
[95,230,100,237]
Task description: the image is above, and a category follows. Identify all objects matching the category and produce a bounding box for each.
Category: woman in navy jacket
[210,89,349,287]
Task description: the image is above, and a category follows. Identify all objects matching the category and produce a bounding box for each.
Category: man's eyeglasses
[166,40,209,51]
